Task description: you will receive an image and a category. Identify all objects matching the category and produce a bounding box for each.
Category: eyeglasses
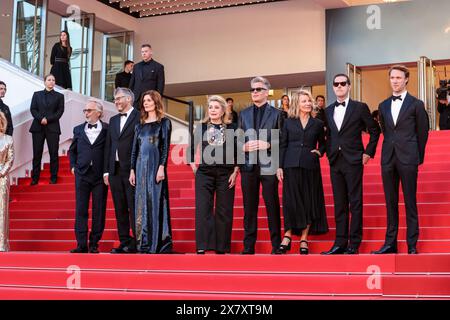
[333,81,348,87]
[114,96,126,102]
[83,109,96,113]
[250,87,267,93]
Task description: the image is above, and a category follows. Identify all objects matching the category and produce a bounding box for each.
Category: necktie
[88,123,97,129]
[335,101,346,107]
[120,113,127,117]
[392,95,402,101]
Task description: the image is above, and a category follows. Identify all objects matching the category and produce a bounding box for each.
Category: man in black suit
[104,87,140,254]
[129,44,164,109]
[69,100,108,253]
[29,74,65,185]
[321,74,380,255]
[238,76,283,255]
[0,81,13,136]
[373,65,429,255]
[114,60,134,89]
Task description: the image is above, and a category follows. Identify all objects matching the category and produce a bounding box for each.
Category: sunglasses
[333,81,348,87]
[250,87,267,93]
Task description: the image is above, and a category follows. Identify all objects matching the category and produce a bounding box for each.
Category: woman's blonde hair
[288,89,314,119]
[0,112,7,134]
[202,95,231,124]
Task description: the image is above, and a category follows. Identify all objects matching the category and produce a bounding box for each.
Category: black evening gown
[50,43,72,89]
[130,117,173,253]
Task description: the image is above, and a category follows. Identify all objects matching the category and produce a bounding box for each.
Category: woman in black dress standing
[50,31,72,89]
[277,90,328,254]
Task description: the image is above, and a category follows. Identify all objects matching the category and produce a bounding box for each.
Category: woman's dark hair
[139,90,165,123]
[60,30,72,58]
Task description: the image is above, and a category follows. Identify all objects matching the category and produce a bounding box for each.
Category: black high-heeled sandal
[279,236,292,253]
[299,240,309,255]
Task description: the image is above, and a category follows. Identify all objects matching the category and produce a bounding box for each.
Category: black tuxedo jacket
[325,99,380,166]
[104,108,140,175]
[378,93,429,166]
[237,103,283,172]
[280,117,325,170]
[69,121,108,179]
[29,90,64,134]
[129,59,165,100]
[0,99,13,136]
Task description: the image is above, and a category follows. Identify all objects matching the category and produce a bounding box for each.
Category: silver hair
[251,76,271,90]
[87,99,104,117]
[114,87,135,105]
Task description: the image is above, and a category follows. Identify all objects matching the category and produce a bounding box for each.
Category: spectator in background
[29,74,64,185]
[0,81,14,136]
[437,97,450,130]
[371,110,380,126]
[281,95,290,113]
[225,97,238,124]
[129,44,165,109]
[314,95,326,122]
[0,111,14,252]
[50,31,72,89]
[115,60,134,89]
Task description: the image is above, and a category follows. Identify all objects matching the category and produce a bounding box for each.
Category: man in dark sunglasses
[237,76,283,255]
[322,74,380,255]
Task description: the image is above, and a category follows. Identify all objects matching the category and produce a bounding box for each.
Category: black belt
[55,58,68,63]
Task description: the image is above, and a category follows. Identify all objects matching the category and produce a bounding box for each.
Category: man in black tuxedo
[238,76,283,255]
[373,65,429,255]
[129,44,164,109]
[69,100,108,253]
[29,74,64,185]
[0,81,13,136]
[321,74,380,255]
[104,87,140,253]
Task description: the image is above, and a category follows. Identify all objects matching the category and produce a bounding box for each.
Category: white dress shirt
[84,121,102,145]
[333,96,350,131]
[391,91,407,126]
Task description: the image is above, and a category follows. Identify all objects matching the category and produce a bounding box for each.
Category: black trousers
[31,130,59,180]
[330,153,364,249]
[195,166,235,252]
[381,153,419,249]
[109,162,136,249]
[74,168,108,248]
[241,166,281,251]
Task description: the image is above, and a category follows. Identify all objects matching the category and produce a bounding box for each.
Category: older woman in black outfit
[190,95,239,254]
[277,90,328,254]
[50,31,72,89]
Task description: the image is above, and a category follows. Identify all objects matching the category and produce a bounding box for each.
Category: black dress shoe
[344,247,359,255]
[372,245,397,254]
[89,246,99,254]
[271,248,282,255]
[321,246,347,255]
[215,250,226,254]
[122,246,137,254]
[240,248,255,255]
[70,247,88,253]
[49,177,57,184]
[110,247,124,254]
[408,247,418,254]
[30,179,39,186]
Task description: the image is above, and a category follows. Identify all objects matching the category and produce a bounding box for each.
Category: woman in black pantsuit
[50,31,72,89]
[277,90,328,254]
[190,95,239,254]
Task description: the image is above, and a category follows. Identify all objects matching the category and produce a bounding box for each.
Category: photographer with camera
[437,80,450,130]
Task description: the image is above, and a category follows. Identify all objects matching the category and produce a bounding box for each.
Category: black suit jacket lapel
[326,105,339,133]
[259,105,271,129]
[383,99,395,129]
[339,99,355,132]
[303,116,314,132]
[120,109,137,138]
[80,123,91,145]
[91,122,107,146]
[395,93,413,126]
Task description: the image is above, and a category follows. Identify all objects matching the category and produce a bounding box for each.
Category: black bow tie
[335,101,346,107]
[120,113,127,117]
[88,123,97,129]
[392,95,403,101]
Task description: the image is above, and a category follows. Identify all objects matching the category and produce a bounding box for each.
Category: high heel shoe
[299,240,309,255]
[279,236,292,253]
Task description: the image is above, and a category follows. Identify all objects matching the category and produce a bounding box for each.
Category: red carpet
[2,130,450,299]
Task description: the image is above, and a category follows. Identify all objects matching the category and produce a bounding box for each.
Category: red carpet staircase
[1,130,450,299]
